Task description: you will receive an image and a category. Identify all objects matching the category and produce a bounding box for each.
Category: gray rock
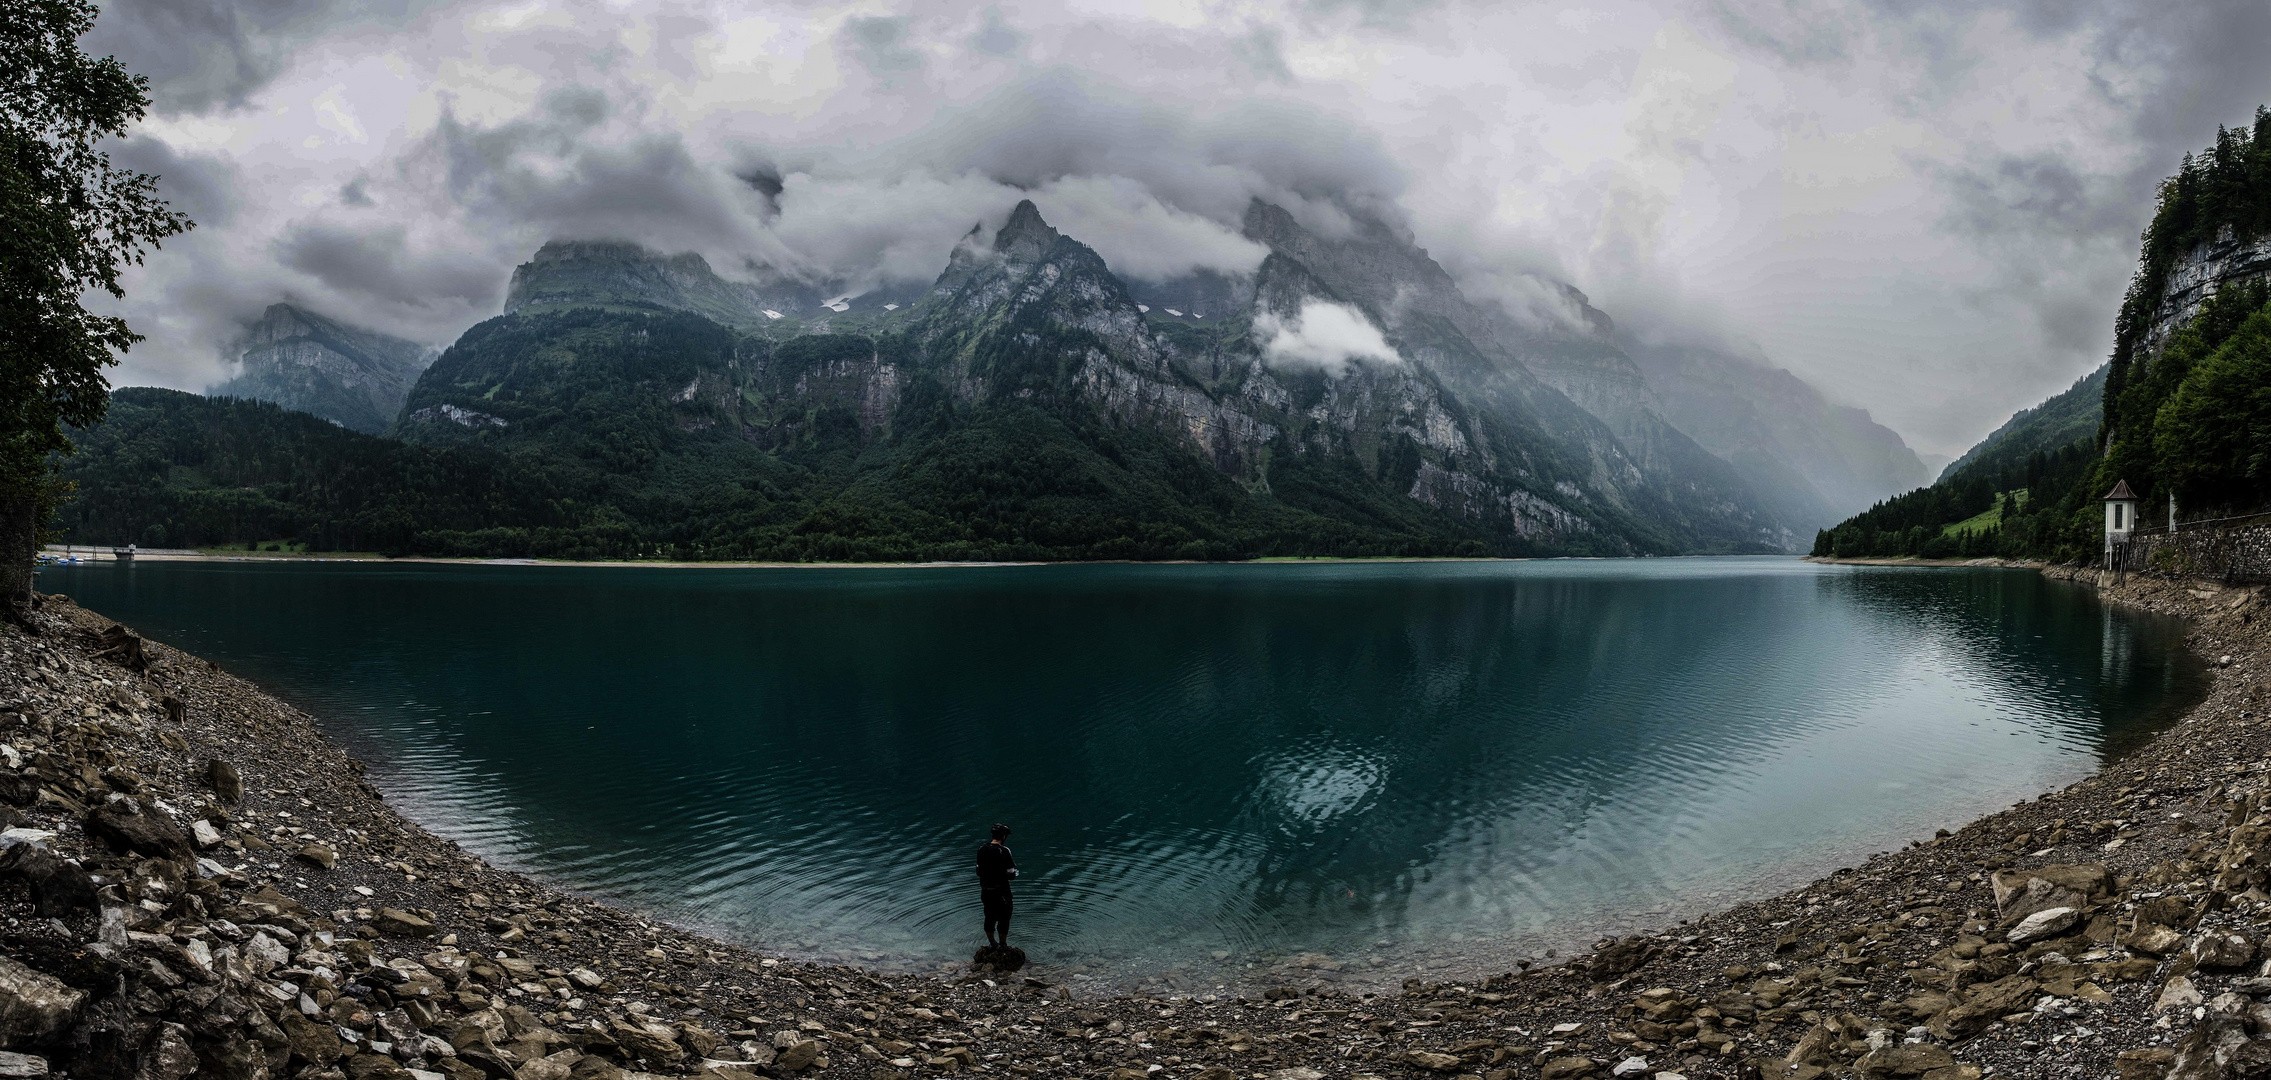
[374,908,436,938]
[0,844,96,917]
[2192,931,2258,970]
[2006,906,2080,944]
[0,1052,46,1078]
[0,957,85,1049]
[775,1041,821,1072]
[206,759,243,804]
[84,797,191,859]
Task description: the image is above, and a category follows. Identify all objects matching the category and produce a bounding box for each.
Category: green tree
[0,0,188,620]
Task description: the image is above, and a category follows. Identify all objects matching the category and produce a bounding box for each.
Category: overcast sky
[82,0,2271,458]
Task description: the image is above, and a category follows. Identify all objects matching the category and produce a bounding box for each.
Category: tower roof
[2102,479,2139,501]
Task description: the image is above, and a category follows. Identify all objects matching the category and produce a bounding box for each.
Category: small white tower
[2103,480,2140,562]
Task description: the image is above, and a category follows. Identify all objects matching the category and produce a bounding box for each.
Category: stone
[2155,976,2205,1015]
[513,1051,582,1080]
[1930,976,2039,1039]
[297,843,338,870]
[1540,1059,1598,1080]
[2165,1015,2271,1080]
[2125,924,2188,957]
[206,759,244,802]
[189,819,223,848]
[1587,938,1655,980]
[2116,1047,2176,1080]
[0,957,84,1049]
[282,1011,347,1067]
[376,908,437,938]
[2006,907,2080,944]
[567,968,604,990]
[0,1053,45,1079]
[1990,865,2111,921]
[775,1041,821,1072]
[143,1023,197,1080]
[567,1059,622,1080]
[1268,1070,1324,1080]
[1855,1044,1955,1078]
[606,1022,682,1065]
[1612,1058,1651,1078]
[1191,1068,1236,1080]
[2190,931,2257,970]
[1409,1053,1465,1073]
[83,796,191,858]
[0,844,96,917]
[0,774,32,808]
[449,1037,516,1080]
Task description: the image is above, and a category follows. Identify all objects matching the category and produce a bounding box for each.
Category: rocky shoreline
[2,567,2269,1080]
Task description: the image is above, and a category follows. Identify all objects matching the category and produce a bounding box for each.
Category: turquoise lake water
[40,557,2201,991]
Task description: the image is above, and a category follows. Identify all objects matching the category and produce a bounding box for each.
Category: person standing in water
[976,823,1018,948]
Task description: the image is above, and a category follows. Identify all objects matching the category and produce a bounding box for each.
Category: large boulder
[83,798,190,860]
[0,959,83,1049]
[205,760,243,804]
[1990,865,2111,925]
[1930,976,2039,1039]
[0,846,96,917]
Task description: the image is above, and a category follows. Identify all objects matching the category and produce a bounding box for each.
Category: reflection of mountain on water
[42,558,2203,985]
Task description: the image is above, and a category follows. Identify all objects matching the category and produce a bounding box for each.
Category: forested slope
[1817,107,2271,561]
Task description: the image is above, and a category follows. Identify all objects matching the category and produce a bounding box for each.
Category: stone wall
[2113,519,2271,582]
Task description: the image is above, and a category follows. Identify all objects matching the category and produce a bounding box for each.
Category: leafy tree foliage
[1,0,189,612]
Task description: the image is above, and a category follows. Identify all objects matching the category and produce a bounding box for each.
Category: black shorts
[982,887,1013,926]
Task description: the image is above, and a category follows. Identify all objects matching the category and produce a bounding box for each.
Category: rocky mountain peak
[993,200,1062,264]
[212,303,433,434]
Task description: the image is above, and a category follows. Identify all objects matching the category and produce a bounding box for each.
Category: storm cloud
[83,0,2271,455]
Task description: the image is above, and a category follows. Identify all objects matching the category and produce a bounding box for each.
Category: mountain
[1231,200,1796,552]
[1625,340,1932,531]
[208,303,435,434]
[504,240,826,331]
[1936,363,2106,483]
[1134,206,1929,538]
[76,201,1876,558]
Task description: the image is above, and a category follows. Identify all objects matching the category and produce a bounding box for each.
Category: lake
[39,557,2200,993]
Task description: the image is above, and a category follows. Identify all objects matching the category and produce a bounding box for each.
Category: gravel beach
[1,566,2265,1080]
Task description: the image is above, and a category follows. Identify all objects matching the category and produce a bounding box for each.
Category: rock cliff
[504,241,825,333]
[210,305,435,435]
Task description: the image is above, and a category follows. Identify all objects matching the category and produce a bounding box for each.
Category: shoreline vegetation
[1,567,2267,1080]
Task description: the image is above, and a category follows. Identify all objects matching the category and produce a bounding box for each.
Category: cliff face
[2137,227,2271,365]
[209,304,435,435]
[1235,200,1798,552]
[503,240,825,332]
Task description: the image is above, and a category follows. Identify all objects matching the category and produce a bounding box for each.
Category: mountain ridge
[209,303,435,434]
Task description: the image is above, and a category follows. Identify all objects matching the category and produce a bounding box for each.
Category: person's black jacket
[976,842,1017,889]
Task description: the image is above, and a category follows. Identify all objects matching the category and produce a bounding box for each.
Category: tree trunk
[0,493,37,627]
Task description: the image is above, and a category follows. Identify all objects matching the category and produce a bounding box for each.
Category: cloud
[78,0,2271,460]
[1254,300,1402,377]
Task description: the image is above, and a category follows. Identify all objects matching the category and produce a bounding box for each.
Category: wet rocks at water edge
[973,947,1027,974]
[0,569,2267,1080]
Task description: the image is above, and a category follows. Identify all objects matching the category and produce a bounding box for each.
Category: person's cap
[990,823,1011,838]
